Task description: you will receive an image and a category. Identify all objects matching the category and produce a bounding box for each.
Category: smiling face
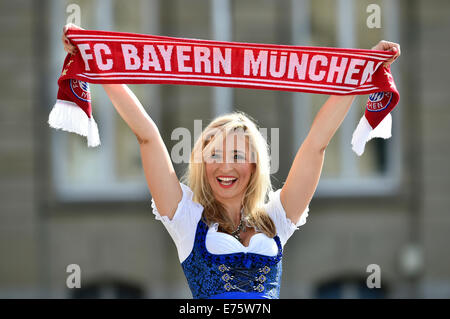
[204,130,256,205]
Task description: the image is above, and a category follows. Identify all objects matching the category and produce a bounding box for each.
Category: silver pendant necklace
[230,209,247,243]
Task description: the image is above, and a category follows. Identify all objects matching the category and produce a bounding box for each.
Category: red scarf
[49,29,399,155]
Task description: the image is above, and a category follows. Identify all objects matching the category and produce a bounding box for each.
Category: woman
[62,24,400,299]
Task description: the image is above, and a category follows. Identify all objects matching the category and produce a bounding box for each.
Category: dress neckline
[208,224,267,249]
[202,220,282,260]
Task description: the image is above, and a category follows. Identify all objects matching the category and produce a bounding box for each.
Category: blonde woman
[63,24,400,299]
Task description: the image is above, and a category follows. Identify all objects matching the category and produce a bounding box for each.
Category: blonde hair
[181,111,276,238]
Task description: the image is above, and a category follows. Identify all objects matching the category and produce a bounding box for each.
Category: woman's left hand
[372,40,401,67]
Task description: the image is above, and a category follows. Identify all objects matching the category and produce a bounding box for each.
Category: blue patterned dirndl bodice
[181,218,283,299]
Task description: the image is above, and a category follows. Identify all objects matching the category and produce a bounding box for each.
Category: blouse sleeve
[264,188,309,247]
[151,182,203,263]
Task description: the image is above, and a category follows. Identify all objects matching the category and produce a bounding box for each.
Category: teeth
[217,177,237,182]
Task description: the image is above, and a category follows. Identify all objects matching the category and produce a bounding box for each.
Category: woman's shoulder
[151,182,204,224]
[263,187,309,246]
[151,182,204,263]
[263,188,283,213]
[179,182,205,210]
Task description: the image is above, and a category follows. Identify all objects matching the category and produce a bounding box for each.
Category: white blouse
[151,183,309,263]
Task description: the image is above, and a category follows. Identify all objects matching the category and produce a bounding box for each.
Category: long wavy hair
[181,111,276,238]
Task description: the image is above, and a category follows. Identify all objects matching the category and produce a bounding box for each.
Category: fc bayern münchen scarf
[49,29,399,155]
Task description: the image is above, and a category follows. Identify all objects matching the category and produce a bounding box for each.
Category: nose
[219,160,234,171]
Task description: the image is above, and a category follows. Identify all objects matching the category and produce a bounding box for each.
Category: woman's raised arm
[62,24,182,219]
[280,95,355,225]
[102,84,182,220]
[280,40,400,225]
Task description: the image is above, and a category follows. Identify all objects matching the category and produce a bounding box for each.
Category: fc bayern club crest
[367,91,393,112]
[70,79,91,102]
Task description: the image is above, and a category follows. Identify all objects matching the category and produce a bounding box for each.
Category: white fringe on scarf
[351,113,392,156]
[48,99,101,147]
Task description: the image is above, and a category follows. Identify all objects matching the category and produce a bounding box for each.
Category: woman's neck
[220,200,242,226]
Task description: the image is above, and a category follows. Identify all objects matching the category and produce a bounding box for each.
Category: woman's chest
[205,227,279,256]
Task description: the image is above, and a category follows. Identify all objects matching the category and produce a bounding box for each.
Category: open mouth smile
[216,176,238,188]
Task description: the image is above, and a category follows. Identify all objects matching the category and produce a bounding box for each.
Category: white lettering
[360,61,381,85]
[366,264,381,288]
[143,45,162,71]
[177,46,192,72]
[121,44,141,70]
[309,55,328,81]
[269,51,288,78]
[367,4,381,29]
[244,50,268,76]
[327,57,348,83]
[287,53,309,80]
[78,44,93,71]
[158,45,174,72]
[171,127,191,164]
[93,43,113,71]
[66,4,81,26]
[345,58,365,85]
[194,47,211,73]
[213,48,231,74]
[66,264,81,289]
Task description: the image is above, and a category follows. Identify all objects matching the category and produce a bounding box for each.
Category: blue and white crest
[367,91,392,112]
[70,79,91,102]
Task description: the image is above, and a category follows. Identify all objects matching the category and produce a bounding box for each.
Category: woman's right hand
[62,23,83,55]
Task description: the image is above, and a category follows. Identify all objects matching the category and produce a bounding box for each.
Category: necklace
[230,209,247,243]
